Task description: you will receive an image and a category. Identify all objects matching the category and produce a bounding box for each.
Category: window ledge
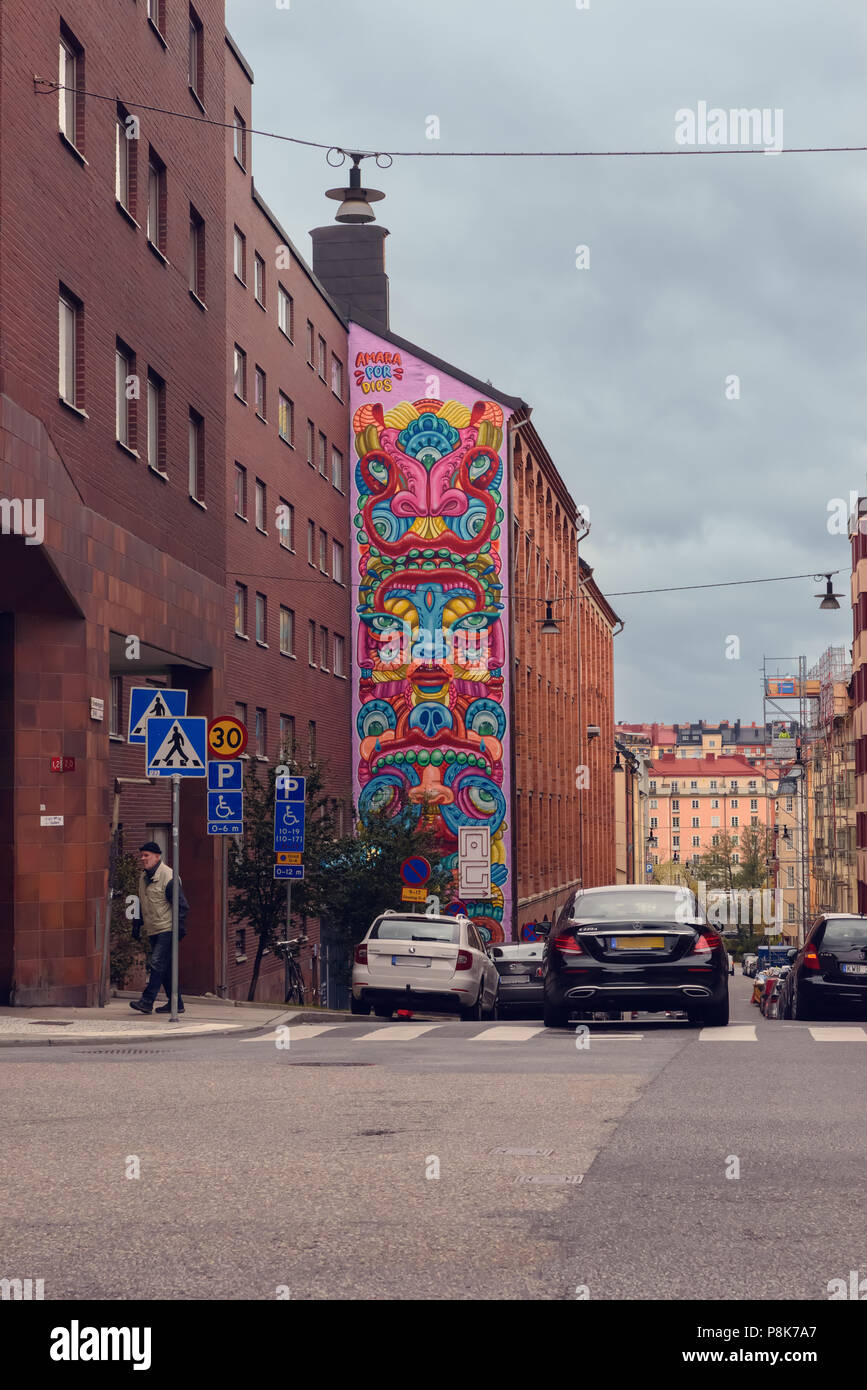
[280,651,297,661]
[234,393,247,406]
[117,440,139,461]
[148,17,168,48]
[235,632,250,642]
[149,466,170,482]
[279,328,294,344]
[279,436,294,450]
[59,397,88,420]
[332,392,344,403]
[234,273,246,288]
[189,86,205,114]
[235,512,248,523]
[59,131,87,165]
[116,200,139,229]
[255,755,268,762]
[190,495,207,510]
[279,545,296,555]
[235,954,247,964]
[189,289,207,312]
[234,156,246,173]
[256,412,267,424]
[256,527,268,536]
[255,297,266,311]
[147,240,169,268]
[256,641,269,649]
[109,733,125,742]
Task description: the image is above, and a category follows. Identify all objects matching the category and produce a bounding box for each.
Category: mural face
[350,327,512,942]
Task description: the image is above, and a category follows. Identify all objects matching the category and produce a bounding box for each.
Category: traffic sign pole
[171,774,180,1023]
[219,836,228,999]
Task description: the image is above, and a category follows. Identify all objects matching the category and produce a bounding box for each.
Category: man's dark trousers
[141,931,183,1009]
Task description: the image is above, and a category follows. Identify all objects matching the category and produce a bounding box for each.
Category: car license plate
[611,936,665,949]
[841,963,867,974]
[391,955,430,967]
[503,974,529,983]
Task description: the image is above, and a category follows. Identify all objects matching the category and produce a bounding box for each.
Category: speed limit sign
[207,715,248,758]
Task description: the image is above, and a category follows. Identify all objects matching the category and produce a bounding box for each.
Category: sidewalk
[0,994,351,1048]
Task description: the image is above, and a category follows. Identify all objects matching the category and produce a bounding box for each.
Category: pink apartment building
[646,754,776,868]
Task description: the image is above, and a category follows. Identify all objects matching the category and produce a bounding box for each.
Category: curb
[0,1011,295,1050]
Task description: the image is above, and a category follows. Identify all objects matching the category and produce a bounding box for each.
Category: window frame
[234,584,248,637]
[255,592,267,646]
[278,391,294,445]
[233,345,247,402]
[278,285,294,340]
[146,369,166,475]
[233,109,247,168]
[254,252,265,306]
[279,606,295,658]
[234,463,247,519]
[188,408,204,502]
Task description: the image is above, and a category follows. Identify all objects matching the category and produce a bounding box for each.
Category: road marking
[354,1025,439,1041]
[469,1026,546,1042]
[808,1026,867,1042]
[584,1032,645,1040]
[699,1025,757,1041]
[241,1025,336,1043]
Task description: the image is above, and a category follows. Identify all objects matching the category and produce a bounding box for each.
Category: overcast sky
[226,0,865,723]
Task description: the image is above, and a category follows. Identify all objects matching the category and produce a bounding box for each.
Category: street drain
[289,1061,375,1067]
[357,1129,399,1136]
[513,1174,584,1186]
[490,1147,555,1158]
[77,1048,184,1056]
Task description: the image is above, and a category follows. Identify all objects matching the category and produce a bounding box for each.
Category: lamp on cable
[815,574,842,611]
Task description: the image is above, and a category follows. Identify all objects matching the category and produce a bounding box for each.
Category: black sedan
[541,885,730,1028]
[490,943,545,1015]
[779,914,867,1020]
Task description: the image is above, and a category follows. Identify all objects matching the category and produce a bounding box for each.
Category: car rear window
[491,945,543,961]
[370,918,460,944]
[818,918,867,949]
[570,890,697,922]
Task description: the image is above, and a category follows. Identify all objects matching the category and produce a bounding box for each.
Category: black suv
[779,914,867,1020]
[542,884,730,1028]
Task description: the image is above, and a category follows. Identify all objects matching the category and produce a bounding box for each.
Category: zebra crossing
[242,1021,867,1046]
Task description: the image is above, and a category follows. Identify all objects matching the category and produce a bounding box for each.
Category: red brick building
[0,3,350,1004]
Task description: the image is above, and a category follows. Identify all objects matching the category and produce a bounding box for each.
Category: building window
[331,354,343,399]
[649,799,658,810]
[234,463,247,518]
[255,479,266,532]
[317,335,327,379]
[692,836,701,848]
[333,633,345,678]
[786,865,795,888]
[115,105,135,213]
[277,498,294,550]
[709,779,718,791]
[115,341,136,450]
[730,782,738,792]
[332,541,344,585]
[650,816,658,829]
[689,781,698,791]
[234,584,247,636]
[331,446,343,491]
[278,285,294,339]
[691,799,699,809]
[189,205,205,300]
[255,593,267,645]
[58,28,83,150]
[306,420,315,467]
[318,431,327,476]
[751,816,759,826]
[691,817,700,828]
[109,676,122,737]
[732,853,740,864]
[308,720,316,761]
[234,927,246,961]
[672,817,679,829]
[188,6,204,99]
[673,835,680,848]
[671,799,679,811]
[233,226,246,282]
[235,700,247,728]
[750,798,758,811]
[147,150,166,255]
[308,620,316,666]
[307,520,315,566]
[319,528,328,573]
[254,366,266,419]
[785,796,793,813]
[255,709,266,757]
[233,109,246,167]
[58,287,81,406]
[730,816,739,828]
[711,798,719,810]
[280,606,295,657]
[730,799,739,809]
[649,781,656,793]
[254,252,265,305]
[320,626,329,671]
[711,815,720,827]
[146,371,166,474]
[279,714,295,757]
[306,321,314,365]
[188,409,204,501]
[233,345,247,401]
[278,392,294,444]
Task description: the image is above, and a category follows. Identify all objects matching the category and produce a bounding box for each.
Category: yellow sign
[207,715,247,758]
[276,851,302,865]
[401,886,427,903]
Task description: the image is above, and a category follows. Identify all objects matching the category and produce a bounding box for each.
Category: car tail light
[553,934,583,956]
[455,949,473,971]
[803,944,820,971]
[354,943,368,966]
[534,966,544,979]
[690,931,721,954]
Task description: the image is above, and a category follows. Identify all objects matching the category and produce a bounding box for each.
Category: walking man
[130,841,189,1014]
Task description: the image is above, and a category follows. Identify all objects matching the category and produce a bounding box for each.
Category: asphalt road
[2,974,865,1300]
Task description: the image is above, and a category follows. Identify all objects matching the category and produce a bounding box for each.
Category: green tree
[733,824,774,890]
[109,850,148,989]
[228,757,337,1001]
[695,832,738,892]
[652,859,698,892]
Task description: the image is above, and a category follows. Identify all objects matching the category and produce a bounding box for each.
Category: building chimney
[309,154,390,330]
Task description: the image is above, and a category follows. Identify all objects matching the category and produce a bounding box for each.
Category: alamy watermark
[675,102,783,154]
[0,497,44,545]
[676,882,782,929]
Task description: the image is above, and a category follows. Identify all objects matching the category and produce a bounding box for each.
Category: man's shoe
[155,1002,185,1014]
[129,1000,153,1014]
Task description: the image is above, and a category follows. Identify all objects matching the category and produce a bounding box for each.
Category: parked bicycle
[273,935,308,1006]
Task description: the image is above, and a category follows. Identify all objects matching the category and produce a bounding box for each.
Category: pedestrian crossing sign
[146,716,207,777]
[128,687,188,744]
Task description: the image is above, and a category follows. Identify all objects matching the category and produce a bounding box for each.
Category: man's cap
[139,841,163,855]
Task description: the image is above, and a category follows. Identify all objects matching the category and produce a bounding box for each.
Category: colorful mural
[350,325,513,942]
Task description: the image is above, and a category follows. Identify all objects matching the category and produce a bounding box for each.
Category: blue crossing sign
[128,687,187,744]
[146,716,207,777]
[274,775,305,853]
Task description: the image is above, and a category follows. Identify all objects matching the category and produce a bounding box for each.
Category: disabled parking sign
[274,775,305,853]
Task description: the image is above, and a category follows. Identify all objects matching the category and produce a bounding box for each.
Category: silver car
[351,911,500,1021]
[490,943,545,1015]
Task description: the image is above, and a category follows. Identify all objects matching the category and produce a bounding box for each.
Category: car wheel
[374,1006,394,1019]
[698,994,730,1027]
[543,1000,571,1029]
[489,995,500,1021]
[460,984,484,1023]
[350,996,371,1016]
[792,986,813,1021]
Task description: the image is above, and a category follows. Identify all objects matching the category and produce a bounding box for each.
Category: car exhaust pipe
[682,986,711,998]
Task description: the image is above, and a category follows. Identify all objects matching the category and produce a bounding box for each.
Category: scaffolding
[807,646,854,913]
[762,657,815,942]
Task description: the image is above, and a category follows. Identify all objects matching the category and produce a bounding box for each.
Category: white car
[351,911,500,1021]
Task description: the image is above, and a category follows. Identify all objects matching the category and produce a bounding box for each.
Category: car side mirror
[787,948,797,962]
[534,922,551,937]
